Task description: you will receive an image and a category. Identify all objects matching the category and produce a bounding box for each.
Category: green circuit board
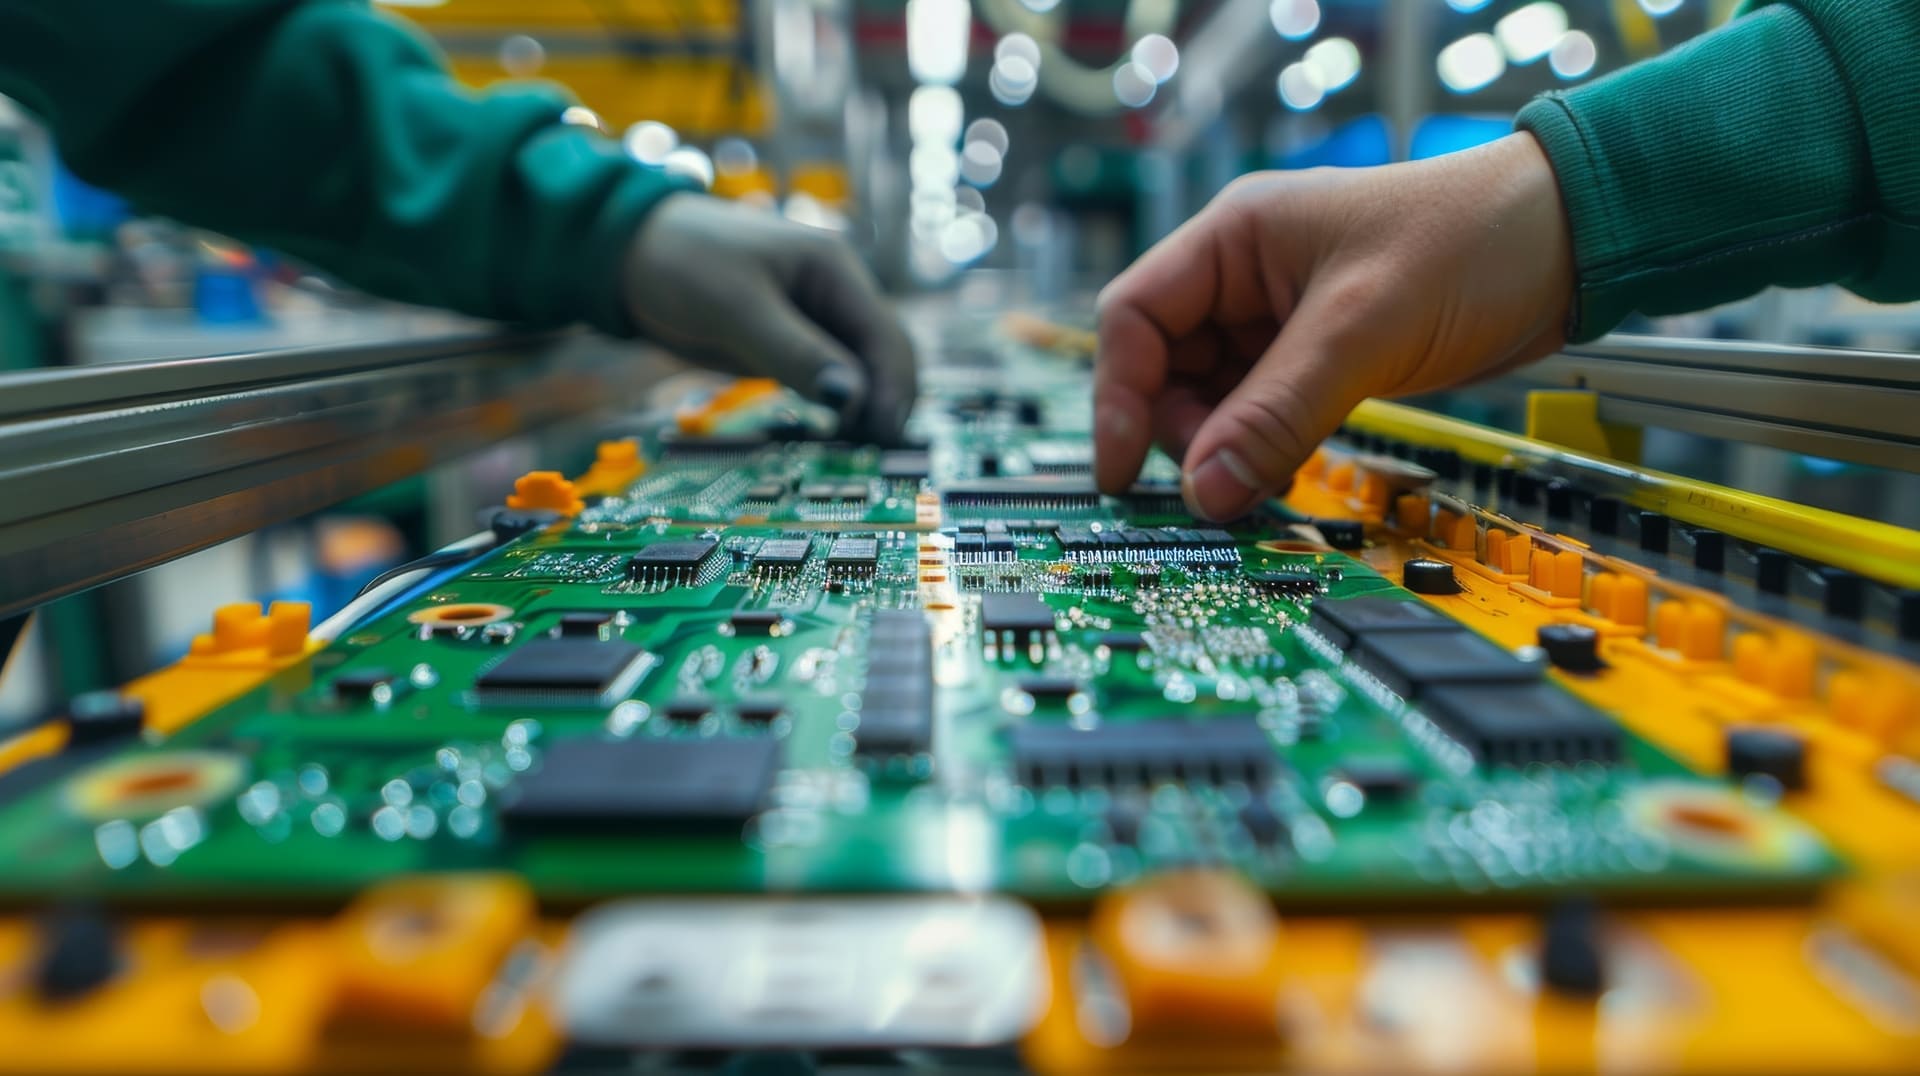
[0,325,1842,907]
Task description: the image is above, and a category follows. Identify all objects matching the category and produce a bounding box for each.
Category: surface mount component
[857,610,935,755]
[473,639,655,706]
[751,537,811,572]
[626,538,719,584]
[1350,628,1541,699]
[1305,595,1454,650]
[1011,718,1275,788]
[501,736,779,831]
[1418,682,1623,767]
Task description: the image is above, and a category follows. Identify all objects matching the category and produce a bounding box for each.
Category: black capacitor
[1545,480,1574,520]
[1821,568,1866,621]
[1587,496,1623,536]
[1690,529,1726,573]
[1513,473,1544,507]
[979,454,1001,477]
[34,908,120,1003]
[1539,898,1606,997]
[1726,727,1807,791]
[1401,558,1461,595]
[1898,590,1920,641]
[1015,398,1043,425]
[1638,512,1670,554]
[1537,623,1603,672]
[1316,519,1365,550]
[65,691,145,746]
[1753,549,1791,595]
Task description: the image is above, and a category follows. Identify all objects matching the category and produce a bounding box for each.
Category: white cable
[311,530,496,643]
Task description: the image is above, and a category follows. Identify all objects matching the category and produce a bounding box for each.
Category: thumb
[1179,286,1371,521]
[735,289,871,424]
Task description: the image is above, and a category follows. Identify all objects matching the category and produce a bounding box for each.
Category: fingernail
[1184,449,1261,521]
[813,366,861,412]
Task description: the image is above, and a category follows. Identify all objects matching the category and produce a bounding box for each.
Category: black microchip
[729,608,783,635]
[752,537,811,571]
[735,696,785,723]
[474,639,654,704]
[1305,595,1454,650]
[333,667,395,699]
[880,450,931,480]
[1098,631,1150,652]
[1351,629,1540,699]
[981,593,1055,636]
[1018,677,1082,700]
[556,612,613,639]
[828,536,879,572]
[1419,682,1623,767]
[1314,519,1365,550]
[800,483,839,501]
[1247,569,1321,596]
[1336,758,1417,801]
[663,696,714,722]
[745,482,787,502]
[835,482,870,502]
[500,736,779,831]
[858,610,934,755]
[627,538,719,582]
[1011,718,1275,788]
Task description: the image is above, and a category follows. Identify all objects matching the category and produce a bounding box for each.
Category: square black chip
[473,639,655,705]
[501,736,780,831]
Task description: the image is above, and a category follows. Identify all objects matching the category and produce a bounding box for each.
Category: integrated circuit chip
[1011,718,1275,788]
[855,610,934,755]
[626,538,719,585]
[981,593,1055,638]
[827,536,879,574]
[1350,629,1540,699]
[880,450,931,481]
[751,537,811,573]
[1305,595,1454,650]
[473,639,656,706]
[728,608,783,635]
[500,736,779,831]
[1418,682,1623,767]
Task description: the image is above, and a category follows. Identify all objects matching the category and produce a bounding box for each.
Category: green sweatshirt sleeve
[0,0,690,335]
[1515,1,1920,341]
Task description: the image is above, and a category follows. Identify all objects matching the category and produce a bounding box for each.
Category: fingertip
[1093,391,1150,494]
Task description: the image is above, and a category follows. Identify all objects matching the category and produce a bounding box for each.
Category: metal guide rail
[0,329,673,621]
[0,312,1917,1073]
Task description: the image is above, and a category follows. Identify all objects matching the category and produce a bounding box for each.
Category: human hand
[1093,132,1575,520]
[624,195,917,442]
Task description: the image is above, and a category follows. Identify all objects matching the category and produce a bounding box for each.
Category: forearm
[1516,0,1920,339]
[0,0,687,333]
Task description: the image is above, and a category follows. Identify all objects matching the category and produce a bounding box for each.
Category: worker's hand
[624,195,917,442]
[1094,133,1574,520]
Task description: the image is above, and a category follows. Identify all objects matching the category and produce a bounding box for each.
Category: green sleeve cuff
[1516,2,1874,340]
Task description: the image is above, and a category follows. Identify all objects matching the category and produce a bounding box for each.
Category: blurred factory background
[2,0,1914,722]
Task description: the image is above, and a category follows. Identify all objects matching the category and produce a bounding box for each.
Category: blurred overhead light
[623,121,678,165]
[1549,29,1596,79]
[960,141,1004,187]
[559,106,604,131]
[1276,62,1325,111]
[1437,33,1506,93]
[1131,34,1180,84]
[907,0,971,85]
[1269,0,1320,41]
[1637,0,1683,15]
[1019,0,1060,10]
[910,142,962,189]
[1304,37,1361,92]
[1445,0,1492,11]
[955,186,987,214]
[995,32,1042,69]
[909,85,965,145]
[662,146,715,190]
[964,118,1010,156]
[939,212,998,264]
[990,56,1038,106]
[1113,62,1158,108]
[713,138,758,177]
[499,34,545,76]
[1495,2,1568,63]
